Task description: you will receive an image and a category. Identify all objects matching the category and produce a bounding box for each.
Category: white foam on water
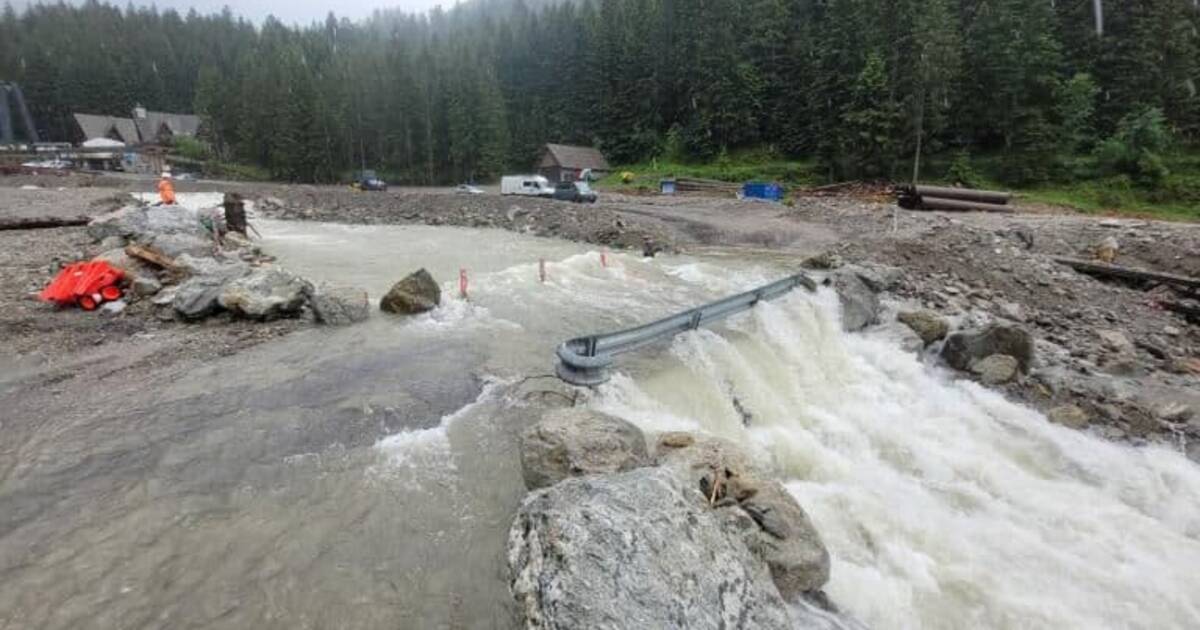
[590,288,1200,630]
[371,380,505,479]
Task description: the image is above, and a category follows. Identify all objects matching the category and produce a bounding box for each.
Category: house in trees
[130,106,201,145]
[72,113,140,145]
[72,106,201,147]
[537,143,611,182]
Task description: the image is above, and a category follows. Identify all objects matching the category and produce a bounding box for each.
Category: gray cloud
[9,0,459,25]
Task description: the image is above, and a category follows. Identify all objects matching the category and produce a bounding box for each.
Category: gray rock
[657,437,830,599]
[1097,329,1136,356]
[87,204,206,243]
[218,269,312,321]
[998,301,1026,322]
[173,276,228,320]
[519,408,650,490]
[310,283,370,326]
[971,354,1020,385]
[152,285,179,306]
[878,321,925,353]
[507,467,798,629]
[897,310,950,346]
[1048,405,1090,429]
[657,432,697,449]
[98,300,127,318]
[656,435,773,483]
[738,482,831,598]
[380,268,441,315]
[942,324,1035,373]
[174,254,249,281]
[851,264,903,293]
[131,275,162,297]
[830,269,880,332]
[98,235,127,251]
[801,252,842,270]
[92,247,158,286]
[147,232,213,258]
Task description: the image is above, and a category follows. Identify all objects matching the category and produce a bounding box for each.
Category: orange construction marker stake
[600,250,608,268]
[459,268,469,299]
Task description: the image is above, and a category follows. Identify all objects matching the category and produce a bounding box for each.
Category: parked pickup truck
[553,181,598,204]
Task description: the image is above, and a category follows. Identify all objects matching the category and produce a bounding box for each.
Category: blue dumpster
[742,182,784,201]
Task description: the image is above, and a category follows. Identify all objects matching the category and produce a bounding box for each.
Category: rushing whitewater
[264,221,1200,629]
[590,288,1200,630]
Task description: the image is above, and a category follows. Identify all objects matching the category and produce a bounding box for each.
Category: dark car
[553,181,598,204]
[352,170,388,192]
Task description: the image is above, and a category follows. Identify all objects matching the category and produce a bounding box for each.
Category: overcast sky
[10,0,458,25]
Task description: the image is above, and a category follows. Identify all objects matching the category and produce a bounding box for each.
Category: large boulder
[87,204,206,243]
[175,254,249,280]
[170,257,252,320]
[830,268,880,332]
[146,232,214,259]
[218,268,312,320]
[380,268,441,315]
[941,324,1034,373]
[897,310,950,346]
[173,276,229,320]
[737,482,832,598]
[520,408,650,490]
[657,436,830,600]
[507,467,798,629]
[310,283,371,326]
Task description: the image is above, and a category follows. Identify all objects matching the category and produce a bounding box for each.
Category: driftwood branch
[1053,257,1200,292]
[124,243,179,271]
[0,215,90,231]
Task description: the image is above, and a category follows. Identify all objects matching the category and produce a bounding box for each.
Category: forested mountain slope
[1,0,1196,187]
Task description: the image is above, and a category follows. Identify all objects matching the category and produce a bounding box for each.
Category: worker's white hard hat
[161,172,172,179]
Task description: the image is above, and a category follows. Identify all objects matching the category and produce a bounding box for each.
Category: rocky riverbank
[812,211,1200,461]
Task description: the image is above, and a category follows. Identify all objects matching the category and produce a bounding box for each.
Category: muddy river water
[2,218,1199,629]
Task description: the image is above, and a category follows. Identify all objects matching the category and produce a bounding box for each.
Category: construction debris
[896,184,1014,213]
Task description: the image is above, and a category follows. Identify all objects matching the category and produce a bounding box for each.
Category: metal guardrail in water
[556,273,817,386]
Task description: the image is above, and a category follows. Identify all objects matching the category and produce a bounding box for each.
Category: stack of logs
[897,184,1014,213]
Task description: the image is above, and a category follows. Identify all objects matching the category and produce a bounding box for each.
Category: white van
[501,175,555,198]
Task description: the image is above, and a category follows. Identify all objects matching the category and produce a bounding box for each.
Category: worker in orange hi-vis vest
[157,172,176,206]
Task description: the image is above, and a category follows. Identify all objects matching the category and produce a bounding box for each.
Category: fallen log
[124,243,179,271]
[0,215,90,231]
[909,184,1012,205]
[901,195,1014,213]
[1161,301,1200,324]
[1053,257,1200,293]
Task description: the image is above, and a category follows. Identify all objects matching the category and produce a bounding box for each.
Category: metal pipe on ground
[911,185,1012,205]
[916,196,1015,214]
